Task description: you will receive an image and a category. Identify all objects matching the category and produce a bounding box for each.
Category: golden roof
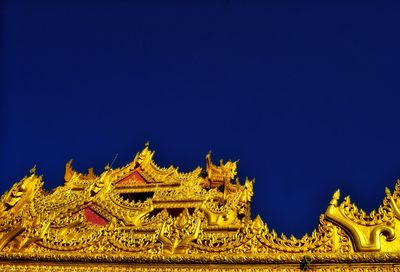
[1,144,400,271]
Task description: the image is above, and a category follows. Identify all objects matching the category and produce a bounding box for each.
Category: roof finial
[385,187,391,196]
[329,189,340,206]
[145,141,150,148]
[30,164,37,175]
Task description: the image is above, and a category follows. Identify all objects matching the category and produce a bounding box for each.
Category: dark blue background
[2,1,400,237]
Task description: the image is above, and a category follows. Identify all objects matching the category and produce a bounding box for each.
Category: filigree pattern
[339,195,393,226]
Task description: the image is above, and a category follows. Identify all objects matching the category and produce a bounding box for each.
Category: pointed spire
[329,189,340,206]
[333,189,340,200]
[64,160,74,182]
[30,164,37,175]
[252,215,264,231]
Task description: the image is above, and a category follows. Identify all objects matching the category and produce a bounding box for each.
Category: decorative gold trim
[1,262,400,272]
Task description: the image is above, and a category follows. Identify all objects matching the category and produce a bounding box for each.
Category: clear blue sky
[2,1,400,237]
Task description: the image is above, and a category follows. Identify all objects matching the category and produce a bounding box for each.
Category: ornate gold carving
[158,208,201,254]
[325,190,396,251]
[205,152,238,185]
[2,263,400,272]
[1,144,400,270]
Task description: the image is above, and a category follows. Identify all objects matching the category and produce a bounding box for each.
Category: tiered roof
[1,144,400,271]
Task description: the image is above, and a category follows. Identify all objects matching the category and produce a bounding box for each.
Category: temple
[1,144,400,271]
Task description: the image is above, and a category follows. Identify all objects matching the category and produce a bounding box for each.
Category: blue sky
[2,1,400,237]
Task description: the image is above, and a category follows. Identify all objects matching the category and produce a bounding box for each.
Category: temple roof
[1,144,400,266]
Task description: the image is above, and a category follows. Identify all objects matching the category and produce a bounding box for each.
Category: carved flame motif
[2,144,400,269]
